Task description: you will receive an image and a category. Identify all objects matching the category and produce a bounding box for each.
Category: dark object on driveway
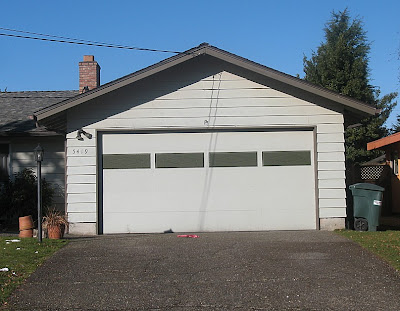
[349,183,384,231]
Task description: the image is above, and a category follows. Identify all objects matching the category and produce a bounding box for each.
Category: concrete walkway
[7,231,400,310]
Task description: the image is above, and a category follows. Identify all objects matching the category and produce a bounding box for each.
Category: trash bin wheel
[354,218,368,231]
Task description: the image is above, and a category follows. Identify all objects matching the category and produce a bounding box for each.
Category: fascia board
[204,47,376,116]
[35,47,206,121]
[36,44,376,121]
[367,132,400,150]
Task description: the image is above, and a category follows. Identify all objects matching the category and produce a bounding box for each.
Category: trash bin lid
[349,183,384,191]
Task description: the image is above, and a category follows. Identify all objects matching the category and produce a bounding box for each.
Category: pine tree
[303,9,397,164]
[392,48,400,132]
[392,115,400,133]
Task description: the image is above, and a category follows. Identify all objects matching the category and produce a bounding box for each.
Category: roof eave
[204,47,376,116]
[35,46,207,121]
[367,132,400,150]
[35,44,376,122]
[0,131,63,137]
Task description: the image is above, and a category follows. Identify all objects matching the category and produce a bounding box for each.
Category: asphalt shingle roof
[0,90,78,135]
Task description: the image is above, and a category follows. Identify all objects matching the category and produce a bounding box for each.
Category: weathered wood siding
[9,137,65,211]
[66,69,345,233]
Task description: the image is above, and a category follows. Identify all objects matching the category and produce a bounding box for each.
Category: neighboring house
[0,90,78,211]
[0,55,98,214]
[32,43,377,235]
[367,132,400,215]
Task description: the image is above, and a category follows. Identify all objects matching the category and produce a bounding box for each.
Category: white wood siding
[10,137,65,211]
[66,70,346,227]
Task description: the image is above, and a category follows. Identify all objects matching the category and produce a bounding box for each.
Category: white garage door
[101,131,316,233]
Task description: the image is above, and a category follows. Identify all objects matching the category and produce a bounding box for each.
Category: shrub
[0,168,54,225]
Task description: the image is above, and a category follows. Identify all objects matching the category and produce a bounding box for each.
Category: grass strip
[0,236,68,307]
[336,230,400,271]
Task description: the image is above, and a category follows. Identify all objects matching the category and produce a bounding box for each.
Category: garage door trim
[96,126,318,234]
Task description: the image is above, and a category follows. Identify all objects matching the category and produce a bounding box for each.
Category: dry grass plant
[42,209,69,230]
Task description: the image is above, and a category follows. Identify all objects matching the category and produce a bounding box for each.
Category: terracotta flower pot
[19,215,34,231]
[47,225,64,239]
[19,229,33,238]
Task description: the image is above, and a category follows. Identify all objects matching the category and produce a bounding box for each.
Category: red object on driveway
[177,235,199,238]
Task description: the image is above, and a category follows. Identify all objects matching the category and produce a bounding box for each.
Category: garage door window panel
[103,154,151,169]
[263,151,311,166]
[209,152,257,167]
[156,153,204,168]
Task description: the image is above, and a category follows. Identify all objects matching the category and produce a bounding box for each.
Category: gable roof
[0,90,78,136]
[360,154,387,166]
[367,132,400,151]
[34,43,377,128]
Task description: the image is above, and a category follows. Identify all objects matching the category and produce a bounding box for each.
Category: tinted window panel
[263,151,311,166]
[103,154,150,169]
[0,144,9,182]
[0,144,8,154]
[156,153,204,168]
[209,152,257,167]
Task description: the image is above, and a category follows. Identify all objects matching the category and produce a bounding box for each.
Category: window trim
[393,151,398,176]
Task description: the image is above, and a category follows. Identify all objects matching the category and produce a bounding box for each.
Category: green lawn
[0,236,68,307]
[336,230,400,271]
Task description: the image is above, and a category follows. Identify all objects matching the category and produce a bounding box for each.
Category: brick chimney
[79,55,100,93]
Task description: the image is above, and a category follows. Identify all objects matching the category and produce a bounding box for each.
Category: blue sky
[1,0,399,126]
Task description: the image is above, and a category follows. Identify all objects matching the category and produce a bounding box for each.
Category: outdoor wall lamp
[34,144,44,243]
[76,129,92,140]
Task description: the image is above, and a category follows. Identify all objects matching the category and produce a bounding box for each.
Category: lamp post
[34,144,44,243]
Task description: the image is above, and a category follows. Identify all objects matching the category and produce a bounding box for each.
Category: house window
[0,144,9,182]
[393,151,398,176]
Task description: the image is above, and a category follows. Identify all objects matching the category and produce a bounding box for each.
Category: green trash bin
[349,183,384,231]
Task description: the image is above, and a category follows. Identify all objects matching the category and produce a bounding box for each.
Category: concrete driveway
[7,231,400,310]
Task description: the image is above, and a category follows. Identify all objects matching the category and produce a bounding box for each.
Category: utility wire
[0,27,131,48]
[0,27,181,54]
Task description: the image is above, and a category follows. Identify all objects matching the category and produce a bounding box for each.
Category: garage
[34,44,376,235]
[100,130,316,233]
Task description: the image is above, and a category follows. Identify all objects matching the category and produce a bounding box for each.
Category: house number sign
[71,148,89,155]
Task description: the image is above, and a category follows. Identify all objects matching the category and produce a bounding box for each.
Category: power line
[0,27,131,48]
[0,27,181,54]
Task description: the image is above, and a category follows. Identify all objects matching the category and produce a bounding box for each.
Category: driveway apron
[7,231,400,310]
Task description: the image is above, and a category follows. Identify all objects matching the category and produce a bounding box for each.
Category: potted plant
[42,209,69,239]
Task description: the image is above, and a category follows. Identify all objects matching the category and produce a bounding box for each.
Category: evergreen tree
[303,9,397,164]
[393,48,400,132]
[392,115,400,133]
